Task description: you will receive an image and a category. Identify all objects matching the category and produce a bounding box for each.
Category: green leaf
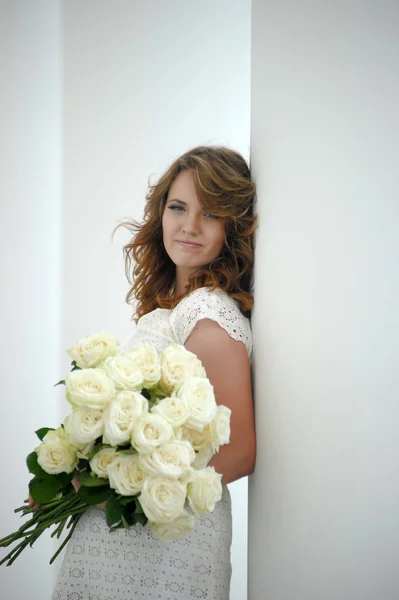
[119,496,136,507]
[131,498,147,525]
[26,452,50,478]
[135,499,144,514]
[77,458,90,470]
[121,504,136,526]
[118,447,138,456]
[121,514,131,529]
[77,470,109,487]
[60,482,75,497]
[105,494,123,528]
[54,380,66,387]
[134,512,147,527]
[35,427,54,441]
[29,476,62,504]
[77,485,111,505]
[54,471,74,487]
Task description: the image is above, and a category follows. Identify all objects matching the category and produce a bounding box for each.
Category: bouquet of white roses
[0,332,231,566]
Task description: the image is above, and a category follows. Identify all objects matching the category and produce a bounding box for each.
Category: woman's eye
[167,205,218,219]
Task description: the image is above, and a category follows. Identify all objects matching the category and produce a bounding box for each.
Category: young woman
[52,145,257,600]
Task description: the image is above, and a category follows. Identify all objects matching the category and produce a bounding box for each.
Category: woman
[52,145,257,600]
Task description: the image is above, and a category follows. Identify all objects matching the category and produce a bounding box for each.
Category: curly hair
[117,145,257,321]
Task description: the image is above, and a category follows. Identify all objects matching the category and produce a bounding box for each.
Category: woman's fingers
[71,473,81,493]
[28,493,40,509]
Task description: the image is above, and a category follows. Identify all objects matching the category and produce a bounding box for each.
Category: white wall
[62,3,251,599]
[1,1,251,598]
[249,2,399,599]
[0,1,62,598]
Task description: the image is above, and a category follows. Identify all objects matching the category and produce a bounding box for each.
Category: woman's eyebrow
[167,199,187,205]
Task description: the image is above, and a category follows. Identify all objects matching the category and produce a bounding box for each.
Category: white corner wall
[1,1,251,598]
[0,1,62,598]
[249,2,399,599]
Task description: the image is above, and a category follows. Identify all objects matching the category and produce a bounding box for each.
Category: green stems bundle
[0,489,88,566]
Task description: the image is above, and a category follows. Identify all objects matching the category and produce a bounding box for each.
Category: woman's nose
[182,213,201,235]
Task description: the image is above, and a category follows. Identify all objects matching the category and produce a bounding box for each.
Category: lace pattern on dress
[170,287,252,356]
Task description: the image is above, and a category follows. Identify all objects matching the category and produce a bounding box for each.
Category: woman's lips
[176,240,203,248]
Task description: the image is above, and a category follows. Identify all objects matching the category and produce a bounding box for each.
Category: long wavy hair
[117,145,257,321]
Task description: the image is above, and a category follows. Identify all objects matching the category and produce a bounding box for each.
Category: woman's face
[162,170,225,276]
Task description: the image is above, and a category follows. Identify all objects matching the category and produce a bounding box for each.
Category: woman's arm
[184,318,256,485]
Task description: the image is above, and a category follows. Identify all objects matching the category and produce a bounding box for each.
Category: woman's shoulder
[170,286,252,355]
[175,286,248,315]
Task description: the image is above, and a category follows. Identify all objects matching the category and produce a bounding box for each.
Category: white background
[2,2,398,600]
[0,1,251,598]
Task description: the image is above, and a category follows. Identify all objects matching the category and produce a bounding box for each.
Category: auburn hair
[116,145,257,321]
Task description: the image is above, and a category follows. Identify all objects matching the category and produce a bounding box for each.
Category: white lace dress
[52,287,252,600]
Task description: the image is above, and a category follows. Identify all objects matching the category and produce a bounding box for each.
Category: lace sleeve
[170,287,252,356]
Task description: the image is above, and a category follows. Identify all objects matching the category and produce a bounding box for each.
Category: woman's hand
[28,473,82,509]
[28,494,40,509]
[28,473,107,510]
[71,472,81,494]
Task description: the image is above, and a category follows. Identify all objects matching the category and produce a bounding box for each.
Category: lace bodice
[119,286,252,357]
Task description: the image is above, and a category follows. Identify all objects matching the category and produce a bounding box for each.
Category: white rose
[159,344,206,394]
[181,425,212,451]
[108,454,146,496]
[192,446,214,469]
[132,413,173,454]
[128,344,161,389]
[187,466,223,516]
[149,509,196,541]
[63,418,96,457]
[151,397,189,428]
[103,391,148,446]
[44,426,68,443]
[36,428,78,475]
[64,407,104,444]
[67,331,119,369]
[173,426,183,441]
[181,426,215,468]
[210,405,231,452]
[175,377,217,431]
[102,354,144,391]
[66,368,116,410]
[76,441,95,459]
[139,477,187,523]
[140,441,195,480]
[90,447,119,479]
